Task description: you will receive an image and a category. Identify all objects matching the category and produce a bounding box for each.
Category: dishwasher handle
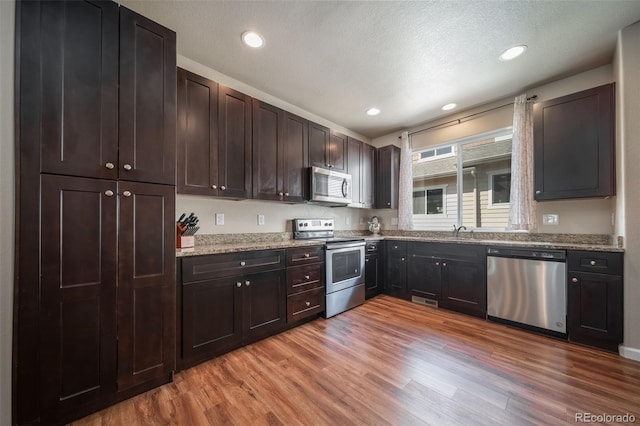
[487,247,566,261]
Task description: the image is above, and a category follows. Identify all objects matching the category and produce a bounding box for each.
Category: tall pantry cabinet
[14,1,177,424]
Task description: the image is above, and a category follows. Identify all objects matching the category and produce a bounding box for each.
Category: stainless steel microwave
[309,166,352,206]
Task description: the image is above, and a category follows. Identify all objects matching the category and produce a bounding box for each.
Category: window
[488,170,511,207]
[411,128,513,230]
[413,185,446,215]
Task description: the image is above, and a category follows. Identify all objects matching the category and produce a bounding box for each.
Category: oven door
[325,242,365,294]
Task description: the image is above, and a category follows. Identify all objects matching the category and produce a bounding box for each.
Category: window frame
[416,145,456,163]
[487,168,512,209]
[412,184,448,217]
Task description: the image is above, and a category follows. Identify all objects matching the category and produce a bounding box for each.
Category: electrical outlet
[542,214,558,225]
[391,217,398,226]
[345,217,350,226]
[258,214,265,225]
[215,213,224,225]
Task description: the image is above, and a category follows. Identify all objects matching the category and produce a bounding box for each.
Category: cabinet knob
[305,301,311,307]
[387,202,391,206]
[571,277,578,283]
[285,192,289,196]
[304,253,310,258]
[401,258,405,261]
[123,164,132,171]
[365,259,369,263]
[245,280,251,286]
[212,185,217,190]
[304,275,310,280]
[240,261,246,266]
[589,260,597,266]
[122,191,131,197]
[221,185,226,190]
[104,190,114,197]
[278,192,284,197]
[236,282,242,288]
[435,262,440,266]
[535,190,541,195]
[105,162,115,170]
[394,245,398,249]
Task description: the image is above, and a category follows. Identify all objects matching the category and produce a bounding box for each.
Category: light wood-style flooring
[72,295,640,425]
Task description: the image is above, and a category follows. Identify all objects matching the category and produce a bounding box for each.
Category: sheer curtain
[398,131,414,230]
[508,94,537,231]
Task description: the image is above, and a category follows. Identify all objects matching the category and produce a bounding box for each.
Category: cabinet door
[177,68,219,195]
[253,99,283,201]
[218,85,252,198]
[39,0,119,179]
[118,182,176,390]
[347,137,362,207]
[386,256,407,299]
[329,131,348,172]
[568,272,622,352]
[361,144,376,208]
[376,145,400,208]
[441,260,486,318]
[40,175,117,419]
[407,255,442,300]
[182,277,243,364]
[243,270,287,341]
[309,121,330,168]
[365,254,380,299]
[533,83,615,200]
[282,112,309,202]
[119,7,176,185]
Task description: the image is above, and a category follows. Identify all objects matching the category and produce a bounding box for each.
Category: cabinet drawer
[287,288,325,323]
[287,264,325,295]
[568,251,623,276]
[410,242,486,262]
[365,241,381,254]
[182,250,286,283]
[286,245,325,266]
[386,240,407,254]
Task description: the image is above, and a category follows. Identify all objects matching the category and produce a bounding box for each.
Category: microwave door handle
[342,179,348,197]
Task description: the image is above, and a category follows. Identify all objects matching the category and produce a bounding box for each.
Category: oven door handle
[326,241,366,250]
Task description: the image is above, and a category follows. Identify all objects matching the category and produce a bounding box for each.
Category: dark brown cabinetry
[180,251,287,368]
[533,83,615,200]
[309,123,347,172]
[253,99,309,202]
[568,251,623,352]
[16,2,176,424]
[376,145,400,209]
[407,253,442,301]
[347,137,376,208]
[385,241,408,299]
[286,246,326,322]
[365,241,384,299]
[328,130,348,172]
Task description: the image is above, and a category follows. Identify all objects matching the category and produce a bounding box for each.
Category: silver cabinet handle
[305,301,311,307]
[535,190,541,195]
[278,192,284,196]
[589,260,597,266]
[442,262,447,266]
[285,192,289,196]
[105,190,114,197]
[435,262,440,266]
[401,258,405,261]
[304,253,310,258]
[245,280,250,286]
[212,185,217,189]
[236,282,242,288]
[571,277,578,283]
[123,164,132,171]
[220,185,226,190]
[304,275,310,280]
[394,245,398,249]
[365,259,369,263]
[240,261,246,266]
[387,202,391,206]
[105,162,115,169]
[123,191,131,197]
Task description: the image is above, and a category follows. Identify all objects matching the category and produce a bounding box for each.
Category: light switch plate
[216,213,224,225]
[543,214,558,225]
[257,214,265,225]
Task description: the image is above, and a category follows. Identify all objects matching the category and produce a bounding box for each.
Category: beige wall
[0,1,15,424]
[615,21,640,359]
[372,64,616,235]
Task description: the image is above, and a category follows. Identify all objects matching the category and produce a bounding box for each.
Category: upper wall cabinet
[533,83,615,201]
[119,7,177,185]
[177,70,252,198]
[347,137,375,208]
[376,145,400,209]
[309,123,347,172]
[252,99,309,202]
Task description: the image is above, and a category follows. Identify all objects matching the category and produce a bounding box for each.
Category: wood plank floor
[71,295,640,425]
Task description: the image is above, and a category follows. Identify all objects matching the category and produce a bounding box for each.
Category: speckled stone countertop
[176,231,623,257]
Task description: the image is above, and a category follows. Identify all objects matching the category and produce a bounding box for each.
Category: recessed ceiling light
[242,31,264,48]
[366,107,381,116]
[499,45,527,61]
[441,103,457,111]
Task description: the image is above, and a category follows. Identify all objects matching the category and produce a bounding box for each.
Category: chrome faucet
[452,225,467,237]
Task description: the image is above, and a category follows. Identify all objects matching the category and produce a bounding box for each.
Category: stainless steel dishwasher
[487,247,567,335]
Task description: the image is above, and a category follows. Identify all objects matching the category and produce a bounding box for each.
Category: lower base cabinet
[385,241,408,299]
[365,241,384,299]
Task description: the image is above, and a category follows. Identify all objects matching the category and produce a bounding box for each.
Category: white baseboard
[619,345,640,361]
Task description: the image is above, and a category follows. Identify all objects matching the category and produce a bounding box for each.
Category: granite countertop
[176,232,622,257]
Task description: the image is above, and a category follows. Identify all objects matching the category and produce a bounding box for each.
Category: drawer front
[182,250,286,283]
[287,264,325,295]
[287,288,325,323]
[286,245,325,266]
[568,250,623,276]
[386,240,407,255]
[409,242,486,261]
[365,241,380,254]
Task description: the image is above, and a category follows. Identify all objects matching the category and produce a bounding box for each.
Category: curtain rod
[398,95,537,139]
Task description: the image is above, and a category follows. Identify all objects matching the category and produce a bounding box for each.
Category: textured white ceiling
[120,1,640,139]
